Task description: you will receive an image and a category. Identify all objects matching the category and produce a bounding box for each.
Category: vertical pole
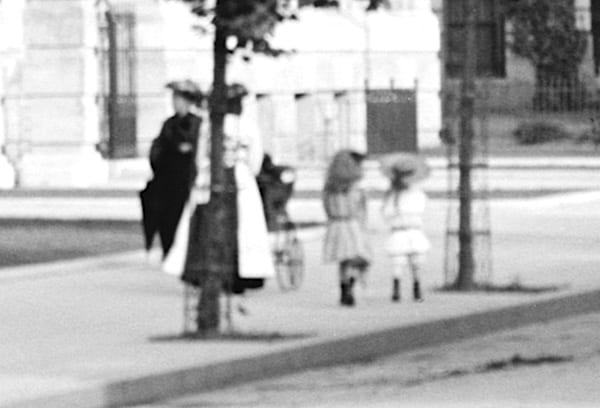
[364,9,371,88]
[195,1,229,334]
[128,13,138,157]
[106,10,118,159]
[414,78,419,152]
[454,0,476,290]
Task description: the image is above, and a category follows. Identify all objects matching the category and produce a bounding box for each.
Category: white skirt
[385,229,430,256]
[162,163,275,280]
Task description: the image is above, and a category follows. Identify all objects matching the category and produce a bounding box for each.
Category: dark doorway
[366,88,417,154]
[102,11,137,159]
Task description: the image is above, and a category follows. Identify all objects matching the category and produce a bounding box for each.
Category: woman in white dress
[163,84,274,293]
[381,164,430,303]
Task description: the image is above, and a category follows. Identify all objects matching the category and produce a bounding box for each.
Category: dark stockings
[339,260,356,306]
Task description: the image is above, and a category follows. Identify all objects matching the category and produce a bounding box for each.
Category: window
[444,0,506,78]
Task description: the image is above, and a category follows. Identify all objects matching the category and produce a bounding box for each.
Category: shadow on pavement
[149,331,316,343]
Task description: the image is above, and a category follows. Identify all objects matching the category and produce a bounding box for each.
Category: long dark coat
[142,113,201,256]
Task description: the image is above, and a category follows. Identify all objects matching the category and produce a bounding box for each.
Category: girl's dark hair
[324,150,365,194]
[391,168,413,191]
[384,168,413,205]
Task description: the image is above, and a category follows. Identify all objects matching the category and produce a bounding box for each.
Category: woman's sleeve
[191,120,211,205]
[322,192,333,219]
[380,195,393,222]
[242,112,263,175]
[357,188,368,224]
[149,123,167,173]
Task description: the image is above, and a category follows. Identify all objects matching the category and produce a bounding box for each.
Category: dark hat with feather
[166,79,204,105]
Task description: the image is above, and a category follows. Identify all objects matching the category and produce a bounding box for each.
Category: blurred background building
[10,1,600,188]
[433,0,597,108]
[0,0,442,188]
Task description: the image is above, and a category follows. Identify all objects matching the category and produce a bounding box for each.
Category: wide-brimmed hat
[166,80,204,104]
[379,152,430,185]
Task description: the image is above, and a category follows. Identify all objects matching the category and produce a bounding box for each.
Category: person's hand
[178,142,193,153]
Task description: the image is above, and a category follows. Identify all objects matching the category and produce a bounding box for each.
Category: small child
[381,162,430,302]
[323,150,371,307]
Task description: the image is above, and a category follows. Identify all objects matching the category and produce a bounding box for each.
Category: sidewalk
[104,155,600,192]
[3,201,600,407]
[1,162,600,221]
[2,165,600,407]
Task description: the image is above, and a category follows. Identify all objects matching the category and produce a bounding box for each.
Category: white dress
[381,187,430,256]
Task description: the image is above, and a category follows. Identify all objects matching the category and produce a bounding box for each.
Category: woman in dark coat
[148,80,203,257]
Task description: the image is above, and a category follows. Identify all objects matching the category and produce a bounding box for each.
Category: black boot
[340,282,348,305]
[413,280,423,302]
[346,277,356,306]
[392,278,401,302]
[340,282,355,306]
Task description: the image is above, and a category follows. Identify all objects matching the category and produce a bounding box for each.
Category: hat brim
[378,152,431,184]
[166,81,204,104]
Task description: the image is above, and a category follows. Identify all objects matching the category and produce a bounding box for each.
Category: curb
[7,287,600,408]
[0,189,594,223]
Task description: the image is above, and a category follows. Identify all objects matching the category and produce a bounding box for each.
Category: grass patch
[0,219,321,268]
[422,113,598,157]
[513,121,571,145]
[0,219,143,268]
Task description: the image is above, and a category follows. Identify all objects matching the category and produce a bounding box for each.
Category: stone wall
[13,0,108,187]
[0,0,26,188]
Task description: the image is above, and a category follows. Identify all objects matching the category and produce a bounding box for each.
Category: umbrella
[139,181,160,251]
[378,152,431,185]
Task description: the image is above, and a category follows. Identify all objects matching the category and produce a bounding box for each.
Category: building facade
[0,0,441,188]
[432,0,599,109]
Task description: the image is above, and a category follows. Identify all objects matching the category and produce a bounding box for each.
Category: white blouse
[381,187,427,229]
[192,99,264,204]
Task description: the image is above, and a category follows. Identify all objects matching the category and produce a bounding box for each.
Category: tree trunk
[195,7,231,334]
[453,0,476,291]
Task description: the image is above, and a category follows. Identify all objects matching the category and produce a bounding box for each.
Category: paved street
[134,311,600,408]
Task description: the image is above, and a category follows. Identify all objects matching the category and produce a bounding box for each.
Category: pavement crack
[478,354,574,372]
[401,353,576,389]
[254,353,579,394]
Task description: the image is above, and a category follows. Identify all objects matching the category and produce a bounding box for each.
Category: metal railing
[443,76,600,116]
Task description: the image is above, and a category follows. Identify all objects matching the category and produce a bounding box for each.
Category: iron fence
[443,76,600,116]
[1,39,436,168]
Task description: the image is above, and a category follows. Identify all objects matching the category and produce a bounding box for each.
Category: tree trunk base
[196,275,221,333]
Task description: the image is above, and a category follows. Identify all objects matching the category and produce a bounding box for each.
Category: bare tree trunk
[196,7,230,334]
[453,0,476,291]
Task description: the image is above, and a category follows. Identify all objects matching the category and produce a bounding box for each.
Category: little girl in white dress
[381,167,430,302]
